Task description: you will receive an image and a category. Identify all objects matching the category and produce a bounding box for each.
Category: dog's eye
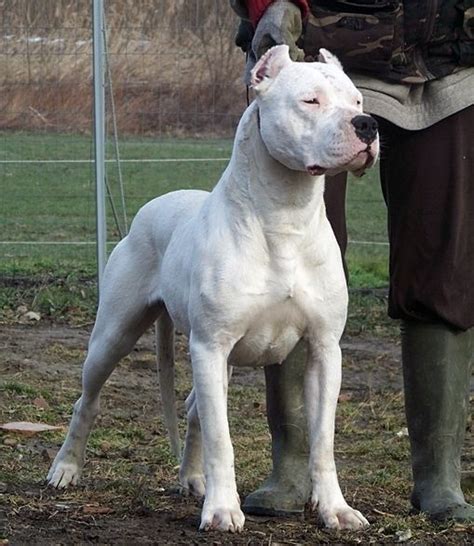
[356,99,362,106]
[303,98,320,105]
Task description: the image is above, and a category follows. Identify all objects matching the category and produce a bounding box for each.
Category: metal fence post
[92,0,107,295]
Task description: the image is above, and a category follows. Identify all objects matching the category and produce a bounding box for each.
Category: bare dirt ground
[1,323,473,545]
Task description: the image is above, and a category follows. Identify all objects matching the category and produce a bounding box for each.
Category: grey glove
[235,18,254,53]
[245,0,305,83]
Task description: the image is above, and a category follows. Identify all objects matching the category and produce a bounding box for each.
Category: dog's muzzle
[351,115,378,145]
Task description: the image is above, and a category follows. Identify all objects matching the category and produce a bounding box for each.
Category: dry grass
[1,323,472,544]
[1,0,247,135]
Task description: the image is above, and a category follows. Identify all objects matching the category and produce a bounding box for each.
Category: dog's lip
[350,148,376,177]
[307,146,376,176]
[306,164,327,176]
[351,147,376,168]
[359,148,376,168]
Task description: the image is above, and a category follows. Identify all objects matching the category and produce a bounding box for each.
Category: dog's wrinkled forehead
[280,63,358,101]
[251,45,361,106]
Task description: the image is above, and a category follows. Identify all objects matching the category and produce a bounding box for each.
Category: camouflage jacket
[233,1,474,83]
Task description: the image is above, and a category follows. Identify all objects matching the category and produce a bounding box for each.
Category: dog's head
[250,45,379,177]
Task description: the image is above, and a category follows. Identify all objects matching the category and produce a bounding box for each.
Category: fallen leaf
[55,503,73,510]
[373,508,394,517]
[41,447,58,462]
[33,396,50,410]
[0,421,62,435]
[396,529,412,542]
[83,504,114,515]
[396,427,409,438]
[24,311,41,321]
[451,523,470,532]
[99,440,112,453]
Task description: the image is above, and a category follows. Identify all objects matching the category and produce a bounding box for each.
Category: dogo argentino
[48,45,379,533]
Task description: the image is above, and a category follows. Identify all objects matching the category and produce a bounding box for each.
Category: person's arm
[250,0,307,62]
[243,0,309,28]
[232,1,308,82]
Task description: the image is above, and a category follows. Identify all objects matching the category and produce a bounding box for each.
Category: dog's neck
[222,102,326,238]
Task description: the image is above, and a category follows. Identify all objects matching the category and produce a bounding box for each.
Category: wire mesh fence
[1,0,247,279]
[1,1,389,321]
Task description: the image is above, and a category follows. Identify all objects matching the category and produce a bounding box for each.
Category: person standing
[231,0,474,523]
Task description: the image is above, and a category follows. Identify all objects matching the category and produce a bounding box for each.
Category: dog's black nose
[351,115,378,144]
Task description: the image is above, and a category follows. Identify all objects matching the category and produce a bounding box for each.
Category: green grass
[346,169,389,288]
[1,131,232,269]
[1,131,390,321]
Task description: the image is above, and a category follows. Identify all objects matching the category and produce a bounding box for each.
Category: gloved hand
[245,0,305,83]
[235,18,254,53]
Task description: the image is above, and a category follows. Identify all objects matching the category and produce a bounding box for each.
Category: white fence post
[92,0,107,294]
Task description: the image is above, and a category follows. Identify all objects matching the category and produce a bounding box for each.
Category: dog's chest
[229,297,305,367]
[229,255,308,367]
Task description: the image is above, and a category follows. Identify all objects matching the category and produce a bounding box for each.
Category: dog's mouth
[350,148,376,176]
[306,164,327,176]
[306,146,377,177]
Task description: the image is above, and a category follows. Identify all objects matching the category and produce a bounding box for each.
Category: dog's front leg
[190,336,245,533]
[305,335,369,530]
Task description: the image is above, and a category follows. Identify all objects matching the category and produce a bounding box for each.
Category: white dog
[48,45,379,533]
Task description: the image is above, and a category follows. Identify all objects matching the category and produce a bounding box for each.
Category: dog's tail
[156,312,181,461]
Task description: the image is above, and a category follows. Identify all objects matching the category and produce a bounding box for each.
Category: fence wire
[1,0,388,291]
[1,1,247,278]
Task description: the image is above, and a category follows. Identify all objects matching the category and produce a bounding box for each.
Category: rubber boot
[243,340,311,515]
[401,321,474,522]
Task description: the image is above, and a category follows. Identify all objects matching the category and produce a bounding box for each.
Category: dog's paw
[178,473,206,498]
[315,501,369,530]
[47,460,81,489]
[199,497,245,533]
[311,474,369,530]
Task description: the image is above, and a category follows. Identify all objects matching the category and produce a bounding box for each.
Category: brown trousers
[324,106,474,331]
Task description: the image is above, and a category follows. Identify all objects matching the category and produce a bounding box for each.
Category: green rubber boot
[243,340,311,515]
[401,321,474,522]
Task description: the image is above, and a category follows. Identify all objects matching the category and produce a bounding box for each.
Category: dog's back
[130,189,209,258]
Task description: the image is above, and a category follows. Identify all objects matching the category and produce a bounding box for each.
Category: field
[1,131,473,545]
[0,2,472,542]
[2,321,472,545]
[0,131,389,320]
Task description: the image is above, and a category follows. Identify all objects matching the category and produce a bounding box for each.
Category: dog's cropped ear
[318,48,343,71]
[250,45,292,93]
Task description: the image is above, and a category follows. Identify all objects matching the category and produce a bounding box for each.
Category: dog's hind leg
[179,365,233,499]
[48,241,161,488]
[179,389,205,497]
[156,309,180,460]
